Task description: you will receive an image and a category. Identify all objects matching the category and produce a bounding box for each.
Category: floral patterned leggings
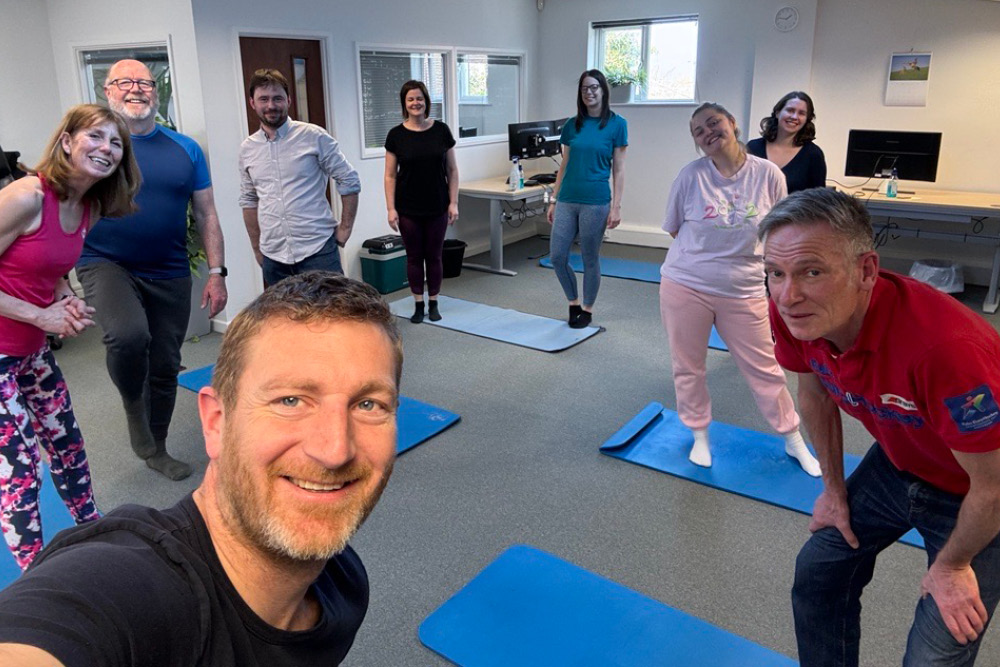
[0,345,100,571]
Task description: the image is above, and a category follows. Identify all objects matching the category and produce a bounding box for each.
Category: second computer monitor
[508,118,568,160]
[845,129,942,182]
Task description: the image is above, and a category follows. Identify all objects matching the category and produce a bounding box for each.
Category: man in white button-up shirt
[239,69,360,285]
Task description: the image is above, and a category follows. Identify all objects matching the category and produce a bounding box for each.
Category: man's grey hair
[758,187,875,258]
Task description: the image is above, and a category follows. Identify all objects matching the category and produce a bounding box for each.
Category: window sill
[610,100,699,107]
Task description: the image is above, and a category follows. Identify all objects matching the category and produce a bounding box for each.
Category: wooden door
[238,37,327,134]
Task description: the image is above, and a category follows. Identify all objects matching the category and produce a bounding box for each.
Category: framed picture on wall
[885,52,931,107]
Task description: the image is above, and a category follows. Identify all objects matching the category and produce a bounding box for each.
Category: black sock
[570,310,592,329]
[568,304,583,324]
[123,399,156,460]
[410,301,425,323]
[428,299,441,321]
[146,440,193,481]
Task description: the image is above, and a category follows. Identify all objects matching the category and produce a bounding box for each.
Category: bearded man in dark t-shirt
[0,272,402,666]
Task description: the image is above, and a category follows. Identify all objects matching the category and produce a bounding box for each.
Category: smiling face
[250,83,290,131]
[210,318,398,562]
[104,60,158,124]
[764,222,878,352]
[776,97,810,139]
[580,76,603,114]
[404,87,427,121]
[690,108,738,156]
[60,120,124,182]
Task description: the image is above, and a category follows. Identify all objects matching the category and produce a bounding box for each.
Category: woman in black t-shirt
[746,91,826,194]
[384,80,459,324]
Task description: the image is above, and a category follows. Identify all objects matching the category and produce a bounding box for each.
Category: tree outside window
[594,17,698,103]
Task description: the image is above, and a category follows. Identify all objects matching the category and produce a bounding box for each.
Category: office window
[359,49,447,150]
[79,44,176,126]
[592,16,698,103]
[456,53,521,140]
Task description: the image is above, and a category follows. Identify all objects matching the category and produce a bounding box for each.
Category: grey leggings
[549,201,610,307]
[77,262,191,441]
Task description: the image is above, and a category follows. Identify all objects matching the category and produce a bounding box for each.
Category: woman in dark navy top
[746,91,826,193]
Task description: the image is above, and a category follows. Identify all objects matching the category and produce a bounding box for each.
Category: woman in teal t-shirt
[546,69,628,329]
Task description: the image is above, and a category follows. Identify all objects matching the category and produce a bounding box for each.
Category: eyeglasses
[108,78,156,92]
[580,84,601,93]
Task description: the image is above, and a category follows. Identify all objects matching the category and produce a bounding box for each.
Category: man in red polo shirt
[758,188,1000,667]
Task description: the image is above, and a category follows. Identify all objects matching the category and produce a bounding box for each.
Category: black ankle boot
[410,301,425,323]
[568,304,583,325]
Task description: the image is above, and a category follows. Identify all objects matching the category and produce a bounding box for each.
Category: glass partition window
[359,49,447,150]
[592,16,698,103]
[79,44,176,126]
[456,53,521,141]
[358,45,523,154]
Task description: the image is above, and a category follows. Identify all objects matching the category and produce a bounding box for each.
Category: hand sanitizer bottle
[508,158,519,191]
[886,168,898,198]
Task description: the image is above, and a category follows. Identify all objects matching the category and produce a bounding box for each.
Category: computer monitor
[508,119,563,160]
[845,130,942,182]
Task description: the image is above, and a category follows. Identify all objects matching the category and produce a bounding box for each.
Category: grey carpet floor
[49,236,1000,665]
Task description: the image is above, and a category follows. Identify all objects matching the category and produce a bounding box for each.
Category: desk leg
[985,246,1000,314]
[462,199,517,277]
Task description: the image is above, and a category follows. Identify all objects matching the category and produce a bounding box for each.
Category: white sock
[688,428,712,468]
[784,430,821,477]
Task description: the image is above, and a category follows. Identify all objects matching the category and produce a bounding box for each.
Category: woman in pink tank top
[0,105,140,571]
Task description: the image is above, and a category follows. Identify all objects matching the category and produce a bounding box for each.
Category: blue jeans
[793,444,1000,667]
[549,201,610,307]
[262,234,342,286]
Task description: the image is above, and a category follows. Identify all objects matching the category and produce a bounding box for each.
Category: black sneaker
[570,310,592,329]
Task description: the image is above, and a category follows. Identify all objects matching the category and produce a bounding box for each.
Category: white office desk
[846,188,1000,312]
[459,175,550,276]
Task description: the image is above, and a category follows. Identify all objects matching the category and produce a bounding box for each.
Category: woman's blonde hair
[29,104,140,217]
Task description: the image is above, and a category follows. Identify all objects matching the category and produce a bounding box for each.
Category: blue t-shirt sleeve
[560,118,576,145]
[613,115,628,148]
[162,126,212,190]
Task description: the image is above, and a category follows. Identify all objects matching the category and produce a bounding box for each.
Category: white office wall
[0,0,63,165]
[189,0,543,318]
[38,0,209,150]
[535,0,819,244]
[812,0,1000,193]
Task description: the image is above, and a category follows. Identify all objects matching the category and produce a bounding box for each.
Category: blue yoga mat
[0,465,78,589]
[177,366,459,455]
[539,256,728,351]
[420,544,798,666]
[389,295,601,352]
[708,326,728,352]
[601,402,924,549]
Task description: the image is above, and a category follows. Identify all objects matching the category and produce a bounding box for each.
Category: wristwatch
[208,266,228,277]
